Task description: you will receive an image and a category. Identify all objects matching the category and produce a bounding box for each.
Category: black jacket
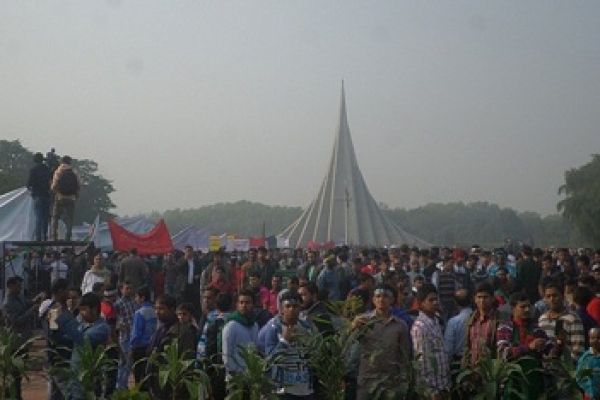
[27,163,52,198]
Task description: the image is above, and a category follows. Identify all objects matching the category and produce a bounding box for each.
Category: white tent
[0,187,35,242]
[171,226,211,252]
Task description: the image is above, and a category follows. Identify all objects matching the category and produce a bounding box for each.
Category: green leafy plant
[146,339,209,400]
[456,345,529,400]
[111,385,151,400]
[0,329,37,400]
[73,340,117,400]
[226,345,278,400]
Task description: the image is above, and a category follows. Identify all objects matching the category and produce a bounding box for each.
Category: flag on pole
[82,215,100,243]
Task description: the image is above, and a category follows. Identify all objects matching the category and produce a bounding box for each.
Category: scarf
[226,311,256,328]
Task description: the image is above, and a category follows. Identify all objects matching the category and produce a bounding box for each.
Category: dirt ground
[22,338,49,399]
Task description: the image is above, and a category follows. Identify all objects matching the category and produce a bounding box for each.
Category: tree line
[1,139,598,247]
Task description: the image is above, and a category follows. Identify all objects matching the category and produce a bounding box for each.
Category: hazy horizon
[2,2,599,219]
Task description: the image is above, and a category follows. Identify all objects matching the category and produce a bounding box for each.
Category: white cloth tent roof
[0,187,35,242]
[280,84,429,248]
[171,226,211,252]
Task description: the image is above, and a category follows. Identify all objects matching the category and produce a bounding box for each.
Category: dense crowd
[4,244,600,400]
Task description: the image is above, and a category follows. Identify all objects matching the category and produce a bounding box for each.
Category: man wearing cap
[50,155,80,241]
[352,283,411,399]
[3,276,44,399]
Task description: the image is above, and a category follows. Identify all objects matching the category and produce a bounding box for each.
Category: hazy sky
[1,1,599,218]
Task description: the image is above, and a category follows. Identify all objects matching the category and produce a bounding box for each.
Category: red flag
[108,219,174,255]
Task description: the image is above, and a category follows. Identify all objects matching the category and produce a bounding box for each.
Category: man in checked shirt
[411,283,451,399]
[114,281,137,389]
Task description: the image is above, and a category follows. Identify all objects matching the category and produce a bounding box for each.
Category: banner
[209,235,221,252]
[232,238,250,252]
[249,236,265,248]
[108,219,174,255]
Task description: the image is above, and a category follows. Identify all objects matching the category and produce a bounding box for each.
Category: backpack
[56,168,79,195]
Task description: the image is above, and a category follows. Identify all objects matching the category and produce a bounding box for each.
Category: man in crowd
[197,287,219,363]
[411,283,450,400]
[146,294,197,398]
[538,280,585,364]
[114,281,137,390]
[517,245,542,303]
[264,291,316,399]
[130,286,157,388]
[298,283,332,334]
[248,247,277,289]
[222,290,259,383]
[317,256,341,301]
[119,248,149,292]
[179,245,203,319]
[297,251,321,284]
[462,282,504,368]
[50,155,80,241]
[497,292,548,399]
[206,293,233,400]
[55,292,110,400]
[432,256,460,322]
[4,276,44,399]
[352,283,411,399]
[27,152,52,241]
[444,289,472,377]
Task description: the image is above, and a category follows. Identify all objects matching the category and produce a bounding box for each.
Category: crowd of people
[4,244,600,400]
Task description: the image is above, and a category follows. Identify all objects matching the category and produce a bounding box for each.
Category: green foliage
[161,201,302,237]
[151,200,584,247]
[558,153,600,247]
[226,345,278,400]
[0,329,37,400]
[0,139,116,225]
[111,386,151,400]
[146,339,209,400]
[456,346,529,400]
[386,202,581,247]
[73,158,116,223]
[0,140,32,193]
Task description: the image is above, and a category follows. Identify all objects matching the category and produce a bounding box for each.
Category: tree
[558,154,600,247]
[0,140,32,194]
[73,159,116,224]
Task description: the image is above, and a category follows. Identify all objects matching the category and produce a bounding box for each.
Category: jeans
[51,197,75,241]
[33,196,51,241]
[117,336,132,389]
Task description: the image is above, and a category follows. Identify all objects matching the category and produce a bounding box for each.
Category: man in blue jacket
[55,292,110,400]
[264,291,316,399]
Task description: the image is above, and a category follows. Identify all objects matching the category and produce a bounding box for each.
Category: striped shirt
[411,312,450,395]
[114,296,137,340]
[538,309,585,363]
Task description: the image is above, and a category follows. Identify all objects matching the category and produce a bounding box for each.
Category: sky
[1,1,599,218]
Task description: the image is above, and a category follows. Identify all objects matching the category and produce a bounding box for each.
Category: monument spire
[281,84,428,247]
